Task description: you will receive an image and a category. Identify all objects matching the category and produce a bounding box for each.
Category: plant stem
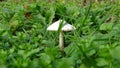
[59,31,64,51]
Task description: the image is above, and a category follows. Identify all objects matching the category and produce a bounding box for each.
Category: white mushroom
[47,20,76,51]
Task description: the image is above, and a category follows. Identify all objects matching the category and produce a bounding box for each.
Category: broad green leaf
[100,23,113,31]
[111,46,120,60]
[86,49,96,57]
[56,58,74,68]
[96,58,109,66]
[79,64,87,68]
[40,53,52,67]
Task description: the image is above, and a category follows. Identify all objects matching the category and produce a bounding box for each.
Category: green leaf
[111,46,120,60]
[0,31,10,40]
[40,53,52,67]
[96,58,109,66]
[64,44,79,58]
[24,47,43,59]
[100,23,113,31]
[45,47,60,60]
[79,64,87,68]
[56,58,74,68]
[86,49,96,57]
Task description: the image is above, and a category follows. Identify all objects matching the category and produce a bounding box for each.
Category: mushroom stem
[59,31,64,51]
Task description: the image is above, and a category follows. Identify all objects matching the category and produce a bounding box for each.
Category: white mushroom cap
[47,20,76,31]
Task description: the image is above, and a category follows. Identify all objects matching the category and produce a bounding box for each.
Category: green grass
[0,0,120,68]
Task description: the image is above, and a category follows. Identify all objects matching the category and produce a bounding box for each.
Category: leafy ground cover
[0,0,120,68]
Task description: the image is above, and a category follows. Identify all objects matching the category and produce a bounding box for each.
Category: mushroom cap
[47,20,76,31]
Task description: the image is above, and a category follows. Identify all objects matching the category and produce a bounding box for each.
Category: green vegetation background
[0,0,120,68]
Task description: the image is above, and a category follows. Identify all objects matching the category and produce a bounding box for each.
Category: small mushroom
[47,20,76,52]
